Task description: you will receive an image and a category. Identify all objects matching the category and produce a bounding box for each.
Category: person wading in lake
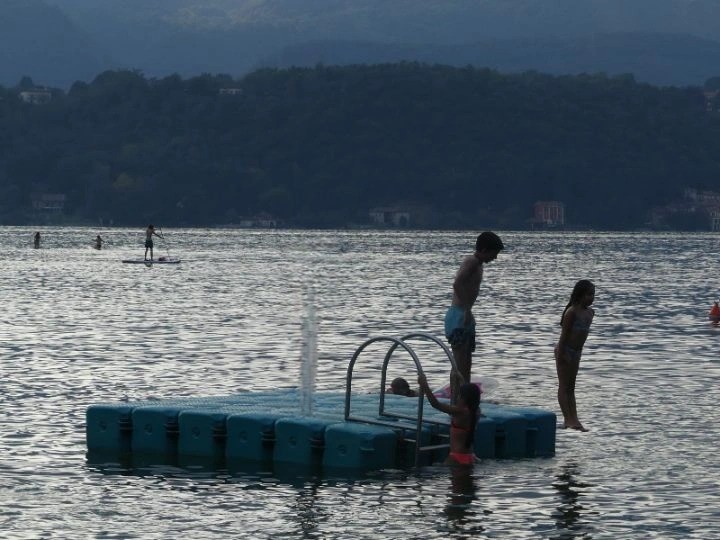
[418,374,481,466]
[444,232,504,402]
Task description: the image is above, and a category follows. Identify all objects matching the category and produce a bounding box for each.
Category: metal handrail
[344,336,427,465]
[378,332,458,416]
[344,333,458,466]
[344,336,424,419]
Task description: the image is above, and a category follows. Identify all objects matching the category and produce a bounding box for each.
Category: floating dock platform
[87,332,556,471]
[86,389,555,471]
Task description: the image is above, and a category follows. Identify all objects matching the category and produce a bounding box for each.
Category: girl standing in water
[556,279,595,431]
[418,374,481,465]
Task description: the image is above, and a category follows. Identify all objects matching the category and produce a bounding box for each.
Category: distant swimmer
[94,235,103,250]
[555,279,595,432]
[33,231,40,249]
[144,224,162,261]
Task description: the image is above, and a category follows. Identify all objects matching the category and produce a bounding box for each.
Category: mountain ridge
[6,1,720,88]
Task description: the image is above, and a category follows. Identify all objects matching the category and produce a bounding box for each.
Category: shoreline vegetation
[5,223,709,234]
[2,63,720,230]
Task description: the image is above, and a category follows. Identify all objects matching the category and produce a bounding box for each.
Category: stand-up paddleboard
[121,257,181,265]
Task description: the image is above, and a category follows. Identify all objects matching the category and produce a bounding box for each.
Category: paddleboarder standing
[144,225,162,261]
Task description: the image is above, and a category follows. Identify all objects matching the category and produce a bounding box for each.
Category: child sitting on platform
[418,373,480,466]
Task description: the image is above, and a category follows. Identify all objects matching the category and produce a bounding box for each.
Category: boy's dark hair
[475,231,504,252]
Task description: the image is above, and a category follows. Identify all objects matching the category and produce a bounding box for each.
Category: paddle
[158,227,171,260]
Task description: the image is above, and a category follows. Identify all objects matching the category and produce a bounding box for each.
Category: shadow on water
[86,450,233,481]
[86,449,392,488]
[551,462,595,539]
[287,479,326,538]
[442,465,484,535]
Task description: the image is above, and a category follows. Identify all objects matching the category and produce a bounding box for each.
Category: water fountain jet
[299,287,317,416]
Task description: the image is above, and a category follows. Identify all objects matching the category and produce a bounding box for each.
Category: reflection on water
[290,481,324,537]
[0,228,718,538]
[552,462,594,539]
[444,466,482,534]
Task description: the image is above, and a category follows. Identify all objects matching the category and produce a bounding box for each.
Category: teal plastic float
[86,332,556,470]
[86,390,555,469]
[323,422,398,470]
[226,412,279,463]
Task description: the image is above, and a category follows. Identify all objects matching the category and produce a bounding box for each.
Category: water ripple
[0,228,717,538]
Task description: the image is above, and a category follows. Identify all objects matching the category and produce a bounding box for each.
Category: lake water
[0,227,718,539]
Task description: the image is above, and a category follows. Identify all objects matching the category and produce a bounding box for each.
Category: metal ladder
[343,332,460,467]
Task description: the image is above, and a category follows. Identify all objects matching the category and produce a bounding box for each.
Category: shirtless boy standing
[445,231,504,401]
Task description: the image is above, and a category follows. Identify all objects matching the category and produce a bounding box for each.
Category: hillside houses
[650,188,720,230]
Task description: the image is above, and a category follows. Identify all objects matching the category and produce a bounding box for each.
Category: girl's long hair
[458,383,481,448]
[560,279,594,325]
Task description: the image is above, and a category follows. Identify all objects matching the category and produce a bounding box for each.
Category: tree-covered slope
[264,33,720,87]
[1,64,719,228]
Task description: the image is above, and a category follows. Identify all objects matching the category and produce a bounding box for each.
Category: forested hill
[263,33,720,88]
[1,64,719,229]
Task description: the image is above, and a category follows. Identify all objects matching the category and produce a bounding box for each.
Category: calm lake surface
[0,227,718,539]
